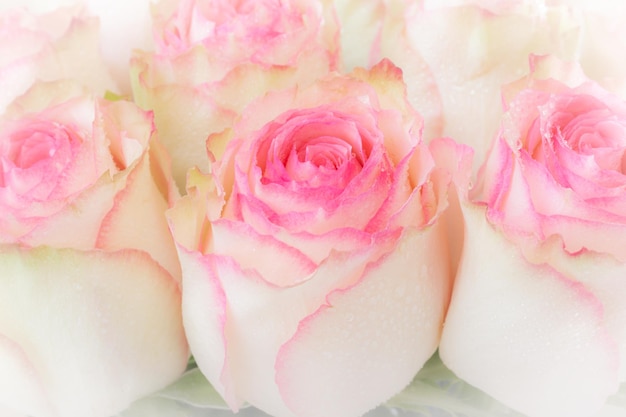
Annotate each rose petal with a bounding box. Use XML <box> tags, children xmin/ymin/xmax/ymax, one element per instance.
<box><xmin>0</xmin><ymin>246</ymin><xmax>188</xmax><ymax>417</ymax></box>
<box><xmin>175</xmin><ymin>246</ymin><xmax>237</xmax><ymax>409</ymax></box>
<box><xmin>211</xmin><ymin>218</ymin><xmax>317</xmax><ymax>287</ymax></box>
<box><xmin>0</xmin><ymin>9</ymin><xmax>116</xmax><ymax>113</ymax></box>
<box><xmin>96</xmin><ymin>145</ymin><xmax>181</xmax><ymax>280</ymax></box>
<box><xmin>527</xmin><ymin>237</ymin><xmax>626</xmax><ymax>381</ymax></box>
<box><xmin>275</xmin><ymin>225</ymin><xmax>450</xmax><ymax>417</ymax></box>
<box><xmin>440</xmin><ymin>202</ymin><xmax>620</xmax><ymax>417</ymax></box>
<box><xmin>333</xmin><ymin>0</ymin><xmax>384</xmax><ymax>71</ymax></box>
<box><xmin>374</xmin><ymin>3</ymin><xmax>445</xmax><ymax>142</ymax></box>
<box><xmin>130</xmin><ymin>57</ymin><xmax>237</xmax><ymax>186</ymax></box>
<box><xmin>180</xmin><ymin>232</ymin><xmax>401</xmax><ymax>417</ymax></box>
<box><xmin>18</xmin><ymin>173</ymin><xmax>119</xmax><ymax>247</ymax></box>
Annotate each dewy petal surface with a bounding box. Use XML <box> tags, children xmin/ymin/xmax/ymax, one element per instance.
<box><xmin>0</xmin><ymin>246</ymin><xmax>188</xmax><ymax>417</ymax></box>
<box><xmin>275</xmin><ymin>225</ymin><xmax>450</xmax><ymax>417</ymax></box>
<box><xmin>178</xmin><ymin>231</ymin><xmax>409</xmax><ymax>417</ymax></box>
<box><xmin>527</xmin><ymin>239</ymin><xmax>626</xmax><ymax>381</ymax></box>
<box><xmin>440</xmin><ymin>202</ymin><xmax>620</xmax><ymax>417</ymax></box>
<box><xmin>176</xmin><ymin>246</ymin><xmax>234</xmax><ymax>408</ymax></box>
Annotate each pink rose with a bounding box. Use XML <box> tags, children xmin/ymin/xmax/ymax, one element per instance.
<box><xmin>440</xmin><ymin>56</ymin><xmax>626</xmax><ymax>417</ymax></box>
<box><xmin>168</xmin><ymin>60</ymin><xmax>460</xmax><ymax>417</ymax></box>
<box><xmin>357</xmin><ymin>0</ymin><xmax>626</xmax><ymax>160</ymax></box>
<box><xmin>131</xmin><ymin>0</ymin><xmax>340</xmax><ymax>186</ymax></box>
<box><xmin>0</xmin><ymin>5</ymin><xmax>117</xmax><ymax>113</ymax></box>
<box><xmin>0</xmin><ymin>80</ymin><xmax>188</xmax><ymax>417</ymax></box>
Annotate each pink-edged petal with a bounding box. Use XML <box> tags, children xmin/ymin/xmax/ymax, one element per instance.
<box><xmin>378</xmin><ymin>140</ymin><xmax>456</xmax><ymax>232</ymax></box>
<box><xmin>211</xmin><ymin>219</ymin><xmax>317</xmax><ymax>287</ymax></box>
<box><xmin>476</xmin><ymin>138</ymin><xmax>543</xmax><ymax>239</ymax></box>
<box><xmin>512</xmin><ymin>153</ymin><xmax>626</xmax><ymax>261</ymax></box>
<box><xmin>385</xmin><ymin>166</ymin><xmax>449</xmax><ymax>231</ymax></box>
<box><xmin>529</xmin><ymin>238</ymin><xmax>626</xmax><ymax>380</ymax></box>
<box><xmin>540</xmin><ymin>215</ymin><xmax>626</xmax><ymax>262</ymax></box>
<box><xmin>440</xmin><ymin>202</ymin><xmax>620</xmax><ymax>417</ymax></box>
<box><xmin>428</xmin><ymin>137</ymin><xmax>475</xmax><ymax>272</ymax></box>
<box><xmin>96</xmin><ymin>149</ymin><xmax>181</xmax><ymax>280</ymax></box>
<box><xmin>275</xmin><ymin>224</ymin><xmax>450</xmax><ymax>417</ymax></box>
<box><xmin>96</xmin><ymin>98</ymin><xmax>153</xmax><ymax>170</ymax></box>
<box><xmin>211</xmin><ymin>62</ymin><xmax>326</xmax><ymax>114</ymax></box>
<box><xmin>195</xmin><ymin>254</ymin><xmax>296</xmax><ymax>417</ymax></box>
<box><xmin>167</xmin><ymin>167</ymin><xmax>226</xmax><ymax>257</ymax></box>
<box><xmin>20</xmin><ymin>173</ymin><xmax>119</xmax><ymax>247</ymax></box>
<box><xmin>0</xmin><ymin>246</ymin><xmax>188</xmax><ymax>417</ymax></box>
<box><xmin>185</xmin><ymin>233</ymin><xmax>399</xmax><ymax>417</ymax></box>
<box><xmin>176</xmin><ymin>246</ymin><xmax>239</xmax><ymax>409</ymax></box>
<box><xmin>274</xmin><ymin>227</ymin><xmax>374</xmax><ymax>265</ymax></box>
<box><xmin>366</xmin><ymin>149</ymin><xmax>416</xmax><ymax>232</ymax></box>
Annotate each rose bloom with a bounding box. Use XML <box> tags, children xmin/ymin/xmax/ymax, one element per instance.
<box><xmin>0</xmin><ymin>79</ymin><xmax>189</xmax><ymax>417</ymax></box>
<box><xmin>439</xmin><ymin>55</ymin><xmax>626</xmax><ymax>417</ymax></box>
<box><xmin>131</xmin><ymin>0</ymin><xmax>340</xmax><ymax>187</ymax></box>
<box><xmin>0</xmin><ymin>5</ymin><xmax>117</xmax><ymax>114</ymax></box>
<box><xmin>339</xmin><ymin>0</ymin><xmax>626</xmax><ymax>161</ymax></box>
<box><xmin>168</xmin><ymin>60</ymin><xmax>462</xmax><ymax>417</ymax></box>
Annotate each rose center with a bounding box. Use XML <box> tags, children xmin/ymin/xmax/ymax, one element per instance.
<box><xmin>257</xmin><ymin>112</ymin><xmax>371</xmax><ymax>188</ymax></box>
<box><xmin>562</xmin><ymin>112</ymin><xmax>626</xmax><ymax>173</ymax></box>
<box><xmin>296</xmin><ymin>137</ymin><xmax>352</xmax><ymax>168</ymax></box>
<box><xmin>8</xmin><ymin>127</ymin><xmax>65</xmax><ymax>169</ymax></box>
<box><xmin>0</xmin><ymin>120</ymin><xmax>76</xmax><ymax>191</ymax></box>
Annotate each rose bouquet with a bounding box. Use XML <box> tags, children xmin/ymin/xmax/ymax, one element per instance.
<box><xmin>0</xmin><ymin>1</ymin><xmax>626</xmax><ymax>417</ymax></box>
